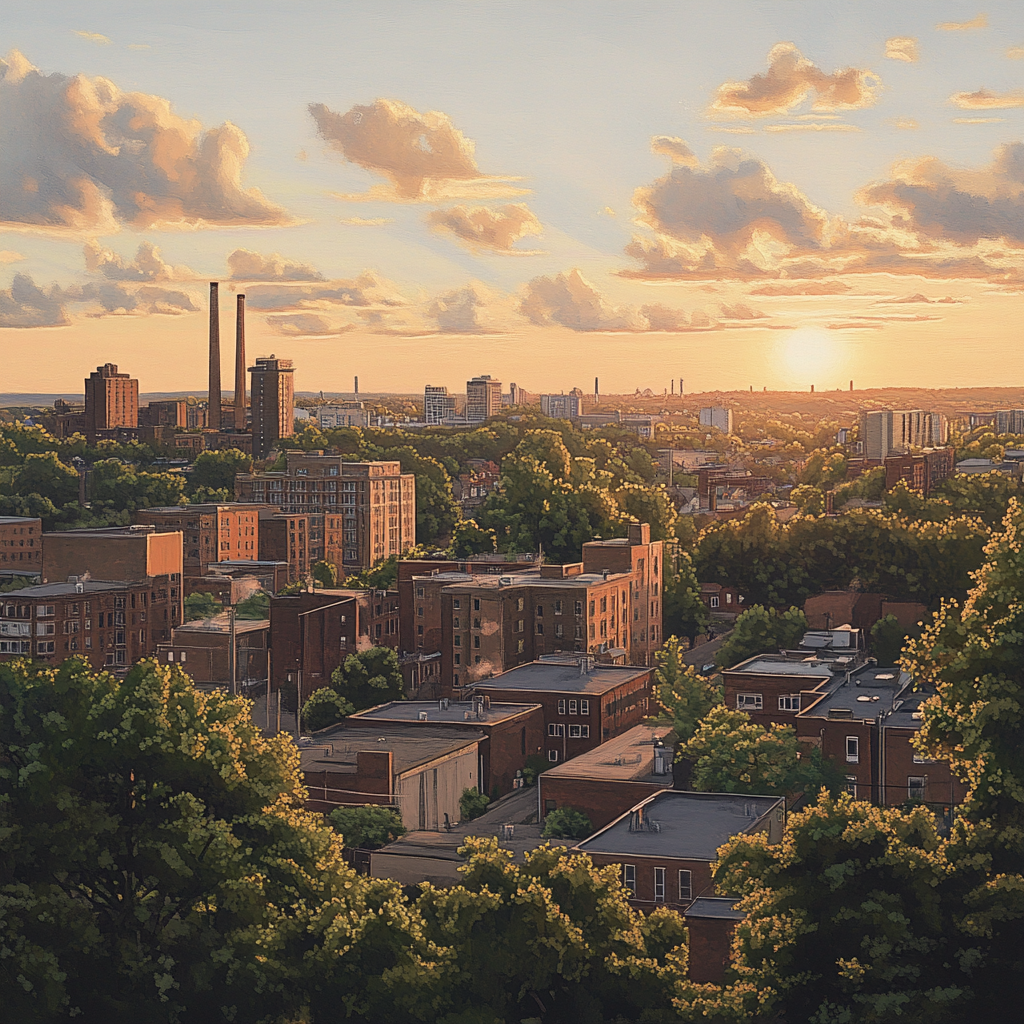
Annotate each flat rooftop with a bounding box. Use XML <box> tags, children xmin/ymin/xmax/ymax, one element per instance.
<box><xmin>541</xmin><ymin>723</ymin><xmax>674</xmax><ymax>782</ymax></box>
<box><xmin>350</xmin><ymin>700</ymin><xmax>541</xmax><ymax>726</ymax></box>
<box><xmin>299</xmin><ymin>723</ymin><xmax>483</xmax><ymax>776</ymax></box>
<box><xmin>728</xmin><ymin>656</ymin><xmax>839</xmax><ymax>678</ymax></box>
<box><xmin>799</xmin><ymin>666</ymin><xmax>912</xmax><ymax>722</ymax></box>
<box><xmin>0</xmin><ymin>516</ymin><xmax>40</xmax><ymax>524</ymax></box>
<box><xmin>473</xmin><ymin>659</ymin><xmax>651</xmax><ymax>696</ymax></box>
<box><xmin>3</xmin><ymin>580</ymin><xmax>131</xmax><ymax>597</ymax></box>
<box><xmin>575</xmin><ymin>791</ymin><xmax>783</xmax><ymax>861</ymax></box>
<box><xmin>173</xmin><ymin>614</ymin><xmax>269</xmax><ymax>635</ymax></box>
<box><xmin>42</xmin><ymin>525</ymin><xmax>162</xmax><ymax>538</ymax></box>
<box><xmin>441</xmin><ymin>571</ymin><xmax>632</xmax><ymax>591</ymax></box>
<box><xmin>684</xmin><ymin>897</ymin><xmax>745</xmax><ymax>921</ymax></box>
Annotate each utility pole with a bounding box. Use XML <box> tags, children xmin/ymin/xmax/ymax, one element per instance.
<box><xmin>228</xmin><ymin>605</ymin><xmax>237</xmax><ymax>697</ymax></box>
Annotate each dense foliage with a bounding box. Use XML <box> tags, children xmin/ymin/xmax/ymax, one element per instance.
<box><xmin>541</xmin><ymin>807</ymin><xmax>595</xmax><ymax>839</ymax></box>
<box><xmin>328</xmin><ymin>646</ymin><xmax>404</xmax><ymax>711</ymax></box>
<box><xmin>654</xmin><ymin>636</ymin><xmax>722</xmax><ymax>741</ymax></box>
<box><xmin>714</xmin><ymin>604</ymin><xmax>808</xmax><ymax>668</ymax></box>
<box><xmin>328</xmin><ymin>806</ymin><xmax>407</xmax><ymax>849</ymax></box>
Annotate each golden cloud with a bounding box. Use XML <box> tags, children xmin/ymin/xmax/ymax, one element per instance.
<box><xmin>950</xmin><ymin>88</ymin><xmax>1024</xmax><ymax>109</ymax></box>
<box><xmin>310</xmin><ymin>97</ymin><xmax>527</xmax><ymax>202</ymax></box>
<box><xmin>265</xmin><ymin>313</ymin><xmax>356</xmax><ymax>337</ymax></box>
<box><xmin>0</xmin><ymin>250</ymin><xmax>25</xmax><ymax>264</ymax></box>
<box><xmin>709</xmin><ymin>42</ymin><xmax>880</xmax><ymax>117</ymax></box>
<box><xmin>749</xmin><ymin>280</ymin><xmax>851</xmax><ymax>295</ymax></box>
<box><xmin>227</xmin><ymin>248</ymin><xmax>325</xmax><ymax>282</ymax></box>
<box><xmin>0</xmin><ymin>50</ymin><xmax>291</xmax><ymax>233</ymax></box>
<box><xmin>244</xmin><ymin>270</ymin><xmax>406</xmax><ymax>312</ymax></box>
<box><xmin>426</xmin><ymin>203</ymin><xmax>542</xmax><ymax>254</ymax></box>
<box><xmin>84</xmin><ymin>240</ymin><xmax>196</xmax><ymax>281</ymax></box>
<box><xmin>650</xmin><ymin>136</ymin><xmax>700</xmax><ymax>166</ymax></box>
<box><xmin>937</xmin><ymin>14</ymin><xmax>987</xmax><ymax>30</ymax></box>
<box><xmin>72</xmin><ymin>31</ymin><xmax>111</xmax><ymax>45</ymax></box>
<box><xmin>885</xmin><ymin>37</ymin><xmax>918</xmax><ymax>62</ymax></box>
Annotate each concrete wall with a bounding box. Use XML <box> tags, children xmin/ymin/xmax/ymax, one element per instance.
<box><xmin>394</xmin><ymin>745</ymin><xmax>478</xmax><ymax>831</ymax></box>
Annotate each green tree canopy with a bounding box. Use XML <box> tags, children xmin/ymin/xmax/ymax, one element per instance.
<box><xmin>541</xmin><ymin>807</ymin><xmax>594</xmax><ymax>839</ymax></box>
<box><xmin>662</xmin><ymin>552</ymin><xmax>710</xmax><ymax>644</ymax></box>
<box><xmin>328</xmin><ymin>805</ymin><xmax>406</xmax><ymax>850</ymax></box>
<box><xmin>654</xmin><ymin>636</ymin><xmax>721</xmax><ymax>742</ymax></box>
<box><xmin>459</xmin><ymin>786</ymin><xmax>490</xmax><ymax>821</ymax></box>
<box><xmin>183</xmin><ymin>591</ymin><xmax>222</xmax><ymax>620</ymax></box>
<box><xmin>329</xmin><ymin>646</ymin><xmax>404</xmax><ymax>711</ymax></box>
<box><xmin>235</xmin><ymin>590</ymin><xmax>270</xmax><ymax>619</ymax></box>
<box><xmin>311</xmin><ymin>559</ymin><xmax>338</xmax><ymax>588</ymax></box>
<box><xmin>449</xmin><ymin>518</ymin><xmax>497</xmax><ymax>558</ymax></box>
<box><xmin>302</xmin><ymin>686</ymin><xmax>354</xmax><ymax>731</ymax></box>
<box><xmin>88</xmin><ymin>459</ymin><xmax>187</xmax><ymax>511</ymax></box>
<box><xmin>715</xmin><ymin>604</ymin><xmax>808</xmax><ymax>668</ymax></box>
<box><xmin>13</xmin><ymin>451</ymin><xmax>79</xmax><ymax>507</ymax></box>
<box><xmin>186</xmin><ymin>449</ymin><xmax>252</xmax><ymax>496</ymax></box>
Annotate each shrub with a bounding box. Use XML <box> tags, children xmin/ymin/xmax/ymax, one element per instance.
<box><xmin>542</xmin><ymin>807</ymin><xmax>594</xmax><ymax>839</ymax></box>
<box><xmin>328</xmin><ymin>805</ymin><xmax>406</xmax><ymax>849</ymax></box>
<box><xmin>302</xmin><ymin>688</ymin><xmax>354</xmax><ymax>732</ymax></box>
<box><xmin>460</xmin><ymin>786</ymin><xmax>490</xmax><ymax>821</ymax></box>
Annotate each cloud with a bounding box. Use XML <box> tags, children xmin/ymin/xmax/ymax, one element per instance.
<box><xmin>84</xmin><ymin>240</ymin><xmax>195</xmax><ymax>281</ymax></box>
<box><xmin>0</xmin><ymin>250</ymin><xmax>25</xmax><ymax>264</ymax></box>
<box><xmin>426</xmin><ymin>203</ymin><xmax>543</xmax><ymax>253</ymax></box>
<box><xmin>826</xmin><ymin>321</ymin><xmax>884</xmax><ymax>330</ymax></box>
<box><xmin>520</xmin><ymin>270</ymin><xmax>647</xmax><ymax>331</ymax></box>
<box><xmin>127</xmin><ymin>44</ymin><xmax>150</xmax><ymax>51</ymax></box>
<box><xmin>874</xmin><ymin>293</ymin><xmax>966</xmax><ymax>304</ymax></box>
<box><xmin>749</xmin><ymin>280</ymin><xmax>851</xmax><ymax>295</ymax></box>
<box><xmin>339</xmin><ymin>216</ymin><xmax>394</xmax><ymax>226</ymax></box>
<box><xmin>857</xmin><ymin>142</ymin><xmax>1024</xmax><ymax>246</ymax></box>
<box><xmin>650</xmin><ymin>136</ymin><xmax>700</xmax><ymax>166</ymax></box>
<box><xmin>244</xmin><ymin>270</ymin><xmax>406</xmax><ymax>311</ymax></box>
<box><xmin>0</xmin><ymin>273</ymin><xmax>70</xmax><ymax>327</ymax></box>
<box><xmin>1009</xmin><ymin>46</ymin><xmax>1024</xmax><ymax>60</ymax></box>
<box><xmin>427</xmin><ymin>282</ymin><xmax>512</xmax><ymax>333</ymax></box>
<box><xmin>719</xmin><ymin>303</ymin><xmax>768</xmax><ymax>319</ymax></box>
<box><xmin>265</xmin><ymin>313</ymin><xmax>355</xmax><ymax>337</ymax></box>
<box><xmin>937</xmin><ymin>14</ymin><xmax>987</xmax><ymax>30</ymax></box>
<box><xmin>954</xmin><ymin>117</ymin><xmax>1006</xmax><ymax>123</ymax></box>
<box><xmin>890</xmin><ymin>118</ymin><xmax>919</xmax><ymax>130</ymax></box>
<box><xmin>763</xmin><ymin>123</ymin><xmax>860</xmax><ymax>132</ymax></box>
<box><xmin>709</xmin><ymin>42</ymin><xmax>880</xmax><ymax>117</ymax></box>
<box><xmin>0</xmin><ymin>49</ymin><xmax>290</xmax><ymax>233</ymax></box>
<box><xmin>886</xmin><ymin>37</ymin><xmax>918</xmax><ymax>62</ymax></box>
<box><xmin>72</xmin><ymin>31</ymin><xmax>111</xmax><ymax>45</ymax></box>
<box><xmin>950</xmin><ymin>89</ymin><xmax>1024</xmax><ymax>109</ymax></box>
<box><xmin>77</xmin><ymin>281</ymin><xmax>198</xmax><ymax>316</ymax></box>
<box><xmin>309</xmin><ymin>97</ymin><xmax>526</xmax><ymax>201</ymax></box>
<box><xmin>227</xmin><ymin>248</ymin><xmax>324</xmax><ymax>282</ymax></box>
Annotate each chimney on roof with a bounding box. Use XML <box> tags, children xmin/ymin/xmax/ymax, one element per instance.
<box><xmin>233</xmin><ymin>294</ymin><xmax>246</xmax><ymax>431</ymax></box>
<box><xmin>208</xmin><ymin>283</ymin><xmax>221</xmax><ymax>430</ymax></box>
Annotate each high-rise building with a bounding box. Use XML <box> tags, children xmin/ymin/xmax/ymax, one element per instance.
<box><xmin>465</xmin><ymin>375</ymin><xmax>502</xmax><ymax>423</ymax></box>
<box><xmin>698</xmin><ymin>407</ymin><xmax>733</xmax><ymax>434</ymax></box>
<box><xmin>424</xmin><ymin>385</ymin><xmax>457</xmax><ymax>425</ymax></box>
<box><xmin>892</xmin><ymin>409</ymin><xmax>947</xmax><ymax>450</ymax></box>
<box><xmin>84</xmin><ymin>363</ymin><xmax>139</xmax><ymax>437</ymax></box>
<box><xmin>249</xmin><ymin>356</ymin><xmax>295</xmax><ymax>459</ymax></box>
<box><xmin>235</xmin><ymin>452</ymin><xmax>416</xmax><ymax>572</ymax></box>
<box><xmin>995</xmin><ymin>409</ymin><xmax>1024</xmax><ymax>435</ymax></box>
<box><xmin>316</xmin><ymin>403</ymin><xmax>370</xmax><ymax>429</ymax></box>
<box><xmin>540</xmin><ymin>393</ymin><xmax>581</xmax><ymax>419</ymax></box>
<box><xmin>860</xmin><ymin>410</ymin><xmax>893</xmax><ymax>460</ymax></box>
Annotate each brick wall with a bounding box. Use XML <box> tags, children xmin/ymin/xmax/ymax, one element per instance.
<box><xmin>538</xmin><ymin>776</ymin><xmax>668</xmax><ymax>831</ymax></box>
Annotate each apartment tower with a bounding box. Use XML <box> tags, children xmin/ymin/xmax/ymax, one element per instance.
<box><xmin>249</xmin><ymin>356</ymin><xmax>295</xmax><ymax>459</ymax></box>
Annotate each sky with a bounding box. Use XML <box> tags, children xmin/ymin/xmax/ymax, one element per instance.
<box><xmin>1</xmin><ymin>0</ymin><xmax>1022</xmax><ymax>396</ymax></box>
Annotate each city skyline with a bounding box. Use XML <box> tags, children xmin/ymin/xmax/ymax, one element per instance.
<box><xmin>2</xmin><ymin>1</ymin><xmax>1022</xmax><ymax>394</ymax></box>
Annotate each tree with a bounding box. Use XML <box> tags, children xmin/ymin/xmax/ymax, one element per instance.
<box><xmin>89</xmin><ymin>459</ymin><xmax>187</xmax><ymax>510</ymax></box>
<box><xmin>342</xmin><ymin>554</ymin><xmax>399</xmax><ymax>591</ymax></box>
<box><xmin>235</xmin><ymin>590</ymin><xmax>270</xmax><ymax>619</ymax></box>
<box><xmin>654</xmin><ymin>637</ymin><xmax>721</xmax><ymax>742</ymax></box>
<box><xmin>715</xmin><ymin>792</ymin><xmax>976</xmax><ymax>1024</ymax></box>
<box><xmin>0</xmin><ymin>656</ymin><xmax>423</xmax><ymax>1022</ymax></box>
<box><xmin>715</xmin><ymin>604</ymin><xmax>808</xmax><ymax>668</ymax></box>
<box><xmin>329</xmin><ymin>646</ymin><xmax>404</xmax><ymax>711</ymax></box>
<box><xmin>13</xmin><ymin>452</ymin><xmax>79</xmax><ymax>506</ymax></box>
<box><xmin>187</xmin><ymin>449</ymin><xmax>252</xmax><ymax>496</ymax></box>
<box><xmin>449</xmin><ymin>518</ymin><xmax>496</xmax><ymax>558</ymax></box>
<box><xmin>870</xmin><ymin>612</ymin><xmax>919</xmax><ymax>667</ymax></box>
<box><xmin>662</xmin><ymin>552</ymin><xmax>710</xmax><ymax>645</ymax></box>
<box><xmin>183</xmin><ymin>591</ymin><xmax>222</xmax><ymax>620</ymax></box>
<box><xmin>311</xmin><ymin>559</ymin><xmax>338</xmax><ymax>588</ymax></box>
<box><xmin>541</xmin><ymin>807</ymin><xmax>593</xmax><ymax>839</ymax></box>
<box><xmin>459</xmin><ymin>786</ymin><xmax>490</xmax><ymax>821</ymax></box>
<box><xmin>790</xmin><ymin>483</ymin><xmax>825</xmax><ymax>516</ymax></box>
<box><xmin>615</xmin><ymin>483</ymin><xmax>678</xmax><ymax>541</ymax></box>
<box><xmin>301</xmin><ymin>687</ymin><xmax>354</xmax><ymax>731</ymax></box>
<box><xmin>328</xmin><ymin>806</ymin><xmax>406</xmax><ymax>850</ymax></box>
<box><xmin>682</xmin><ymin>706</ymin><xmax>843</xmax><ymax>797</ymax></box>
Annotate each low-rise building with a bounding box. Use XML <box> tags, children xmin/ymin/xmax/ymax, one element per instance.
<box><xmin>471</xmin><ymin>655</ymin><xmax>655</xmax><ymax>765</ymax></box>
<box><xmin>574</xmin><ymin>791</ymin><xmax>785</xmax><ymax>909</ymax></box>
<box><xmin>883</xmin><ymin>448</ymin><xmax>955</xmax><ymax>495</ymax></box>
<box><xmin>315</xmin><ymin>403</ymin><xmax>370</xmax><ymax>429</ymax></box>
<box><xmin>158</xmin><ymin>613</ymin><xmax>269</xmax><ymax>690</ymax></box>
<box><xmin>345</xmin><ymin>698</ymin><xmax>544</xmax><ymax>797</ymax></box>
<box><xmin>0</xmin><ymin>516</ymin><xmax>42</xmax><ymax>574</ymax></box>
<box><xmin>203</xmin><ymin>559</ymin><xmax>291</xmax><ymax>594</ymax></box>
<box><xmin>135</xmin><ymin>504</ymin><xmax>261</xmax><ymax>575</ymax></box>
<box><xmin>258</xmin><ymin>509</ymin><xmax>311</xmax><ymax>582</ymax></box>
<box><xmin>538</xmin><ymin>722</ymin><xmax>674</xmax><ymax>830</ymax></box>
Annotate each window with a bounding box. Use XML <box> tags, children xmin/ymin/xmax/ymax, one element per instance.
<box><xmin>725</xmin><ymin>593</ymin><xmax>733</xmax><ymax>605</ymax></box>
<box><xmin>555</xmin><ymin>624</ymin><xmax>564</xmax><ymax>638</ymax></box>
<box><xmin>36</xmin><ymin>641</ymin><xmax>55</xmax><ymax>655</ymax></box>
<box><xmin>167</xmin><ymin>652</ymin><xmax>174</xmax><ymax>662</ymax></box>
<box><xmin>36</xmin><ymin>623</ymin><xmax>55</xmax><ymax>636</ymax></box>
<box><xmin>568</xmin><ymin>699</ymin><xmax>578</xmax><ymax>714</ymax></box>
<box><xmin>516</xmin><ymin>640</ymin><xmax>524</xmax><ymax>654</ymax></box>
<box><xmin>417</xmin><ymin>625</ymin><xmax>423</xmax><ymax>636</ymax></box>
<box><xmin>908</xmin><ymin>776</ymin><xmax>926</xmax><ymax>802</ymax></box>
<box><xmin>845</xmin><ymin>775</ymin><xmax>857</xmax><ymax>797</ymax></box>
<box><xmin>589</xmin><ymin>600</ymin><xmax>595</xmax><ymax>616</ymax></box>
<box><xmin>710</xmin><ymin>596</ymin><xmax>719</xmax><ymax>609</ymax></box>
<box><xmin>35</xmin><ymin>605</ymin><xmax>54</xmax><ymax>617</ymax></box>
<box><xmin>557</xmin><ymin>699</ymin><xmax>566</xmax><ymax>714</ymax></box>
<box><xmin>535</xmin><ymin>622</ymin><xmax>544</xmax><ymax>635</ymax></box>
<box><xmin>454</xmin><ymin>635</ymin><xmax>461</xmax><ymax>647</ymax></box>
<box><xmin>536</xmin><ymin>605</ymin><xmax>543</xmax><ymax>617</ymax></box>
<box><xmin>554</xmin><ymin>600</ymin><xmax>562</xmax><ymax>614</ymax></box>
<box><xmin>453</xmin><ymin>599</ymin><xmax>461</xmax><ymax>610</ymax></box>
<box><xmin>778</xmin><ymin>695</ymin><xmax>800</xmax><ymax>712</ymax></box>
<box><xmin>580</xmin><ymin>699</ymin><xmax>590</xmax><ymax>715</ymax></box>
<box><xmin>678</xmin><ymin>870</ymin><xmax>692</xmax><ymax>901</ymax></box>
<box><xmin>473</xmin><ymin>599</ymin><xmax>480</xmax><ymax>611</ymax></box>
<box><xmin>548</xmin><ymin>723</ymin><xmax>564</xmax><ymax>737</ymax></box>
<box><xmin>575</xmin><ymin>601</ymin><xmax>583</xmax><ymax>616</ymax></box>
<box><xmin>547</xmin><ymin>750</ymin><xmax>560</xmax><ymax>763</ymax></box>
<box><xmin>654</xmin><ymin>867</ymin><xmax>665</xmax><ymax>903</ymax></box>
<box><xmin>737</xmin><ymin>693</ymin><xmax>763</xmax><ymax>711</ymax></box>
<box><xmin>517</xmin><ymin>597</ymin><xmax>524</xmax><ymax>612</ymax></box>
<box><xmin>846</xmin><ymin>736</ymin><xmax>860</xmax><ymax>763</ymax></box>
<box><xmin>473</xmin><ymin>635</ymin><xmax>480</xmax><ymax>649</ymax></box>
<box><xmin>453</xmin><ymin>617</ymin><xmax>460</xmax><ymax>628</ymax></box>
<box><xmin>622</xmin><ymin>864</ymin><xmax>636</xmax><ymax>896</ymax></box>
<box><xmin>568</xmin><ymin>724</ymin><xmax>590</xmax><ymax>739</ymax></box>
<box><xmin>473</xmin><ymin>617</ymin><xmax>481</xmax><ymax>629</ymax></box>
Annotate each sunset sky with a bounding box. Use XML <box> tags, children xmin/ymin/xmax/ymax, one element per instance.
<box><xmin>1</xmin><ymin>1</ymin><xmax>1022</xmax><ymax>396</ymax></box>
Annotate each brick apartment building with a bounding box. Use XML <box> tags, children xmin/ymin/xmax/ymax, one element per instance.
<box><xmin>883</xmin><ymin>448</ymin><xmax>955</xmax><ymax>496</ymax></box>
<box><xmin>722</xmin><ymin>650</ymin><xmax>967</xmax><ymax>812</ymax></box>
<box><xmin>470</xmin><ymin>655</ymin><xmax>655</xmax><ymax>765</ymax></box>
<box><xmin>0</xmin><ymin>516</ymin><xmax>42</xmax><ymax>574</ymax></box>
<box><xmin>139</xmin><ymin>400</ymin><xmax>187</xmax><ymax>428</ymax></box>
<box><xmin>258</xmin><ymin>509</ymin><xmax>310</xmax><ymax>582</ymax></box>
<box><xmin>574</xmin><ymin>791</ymin><xmax>784</xmax><ymax>910</ymax></box>
<box><xmin>85</xmin><ymin>363</ymin><xmax>138</xmax><ymax>438</ymax></box>
<box><xmin>345</xmin><ymin>698</ymin><xmax>544</xmax><ymax>796</ymax></box>
<box><xmin>269</xmin><ymin>588</ymin><xmax>400</xmax><ymax>701</ymax></box>
<box><xmin>158</xmin><ymin>614</ymin><xmax>269</xmax><ymax>689</ymax></box>
<box><xmin>235</xmin><ymin>453</ymin><xmax>416</xmax><ymax>572</ymax></box>
<box><xmin>0</xmin><ymin>578</ymin><xmax>180</xmax><ymax>670</ymax></box>
<box><xmin>538</xmin><ymin>722</ymin><xmax>674</xmax><ymax>830</ymax></box>
<box><xmin>403</xmin><ymin>524</ymin><xmax>662</xmax><ymax>696</ymax></box>
<box><xmin>135</xmin><ymin>504</ymin><xmax>261</xmax><ymax>575</ymax></box>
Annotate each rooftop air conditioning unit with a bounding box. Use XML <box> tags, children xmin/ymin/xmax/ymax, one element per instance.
<box><xmin>418</xmin><ymin>711</ymin><xmax>428</xmax><ymax>721</ymax></box>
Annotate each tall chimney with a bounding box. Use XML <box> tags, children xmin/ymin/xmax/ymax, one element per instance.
<box><xmin>208</xmin><ymin>282</ymin><xmax>221</xmax><ymax>430</ymax></box>
<box><xmin>354</xmin><ymin>375</ymin><xmax>359</xmax><ymax>396</ymax></box>
<box><xmin>234</xmin><ymin>294</ymin><xmax>246</xmax><ymax>431</ymax></box>
<box><xmin>594</xmin><ymin>376</ymin><xmax>599</xmax><ymax>400</ymax></box>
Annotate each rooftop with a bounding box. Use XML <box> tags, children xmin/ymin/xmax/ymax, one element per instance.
<box><xmin>441</xmin><ymin>570</ymin><xmax>632</xmax><ymax>591</ymax></box>
<box><xmin>540</xmin><ymin>723</ymin><xmax>674</xmax><ymax>783</ymax></box>
<box><xmin>473</xmin><ymin>657</ymin><xmax>652</xmax><ymax>696</ymax></box>
<box><xmin>0</xmin><ymin>516</ymin><xmax>40</xmax><ymax>525</ymax></box>
<box><xmin>42</xmin><ymin>525</ymin><xmax>160</xmax><ymax>538</ymax></box>
<box><xmin>139</xmin><ymin>503</ymin><xmax>262</xmax><ymax>513</ymax></box>
<box><xmin>2</xmin><ymin>580</ymin><xmax>131</xmax><ymax>597</ymax></box>
<box><xmin>684</xmin><ymin>897</ymin><xmax>745</xmax><ymax>922</ymax></box>
<box><xmin>799</xmin><ymin>665</ymin><xmax>912</xmax><ymax>723</ymax></box>
<box><xmin>350</xmin><ymin>699</ymin><xmax>541</xmax><ymax>726</ymax></box>
<box><xmin>576</xmin><ymin>791</ymin><xmax>783</xmax><ymax>861</ymax></box>
<box><xmin>299</xmin><ymin>723</ymin><xmax>483</xmax><ymax>776</ymax></box>
<box><xmin>173</xmin><ymin>614</ymin><xmax>269</xmax><ymax>635</ymax></box>
<box><xmin>727</xmin><ymin>655</ymin><xmax>840</xmax><ymax>678</ymax></box>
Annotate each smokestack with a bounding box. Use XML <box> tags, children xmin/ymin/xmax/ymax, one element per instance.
<box><xmin>354</xmin><ymin>375</ymin><xmax>359</xmax><ymax>396</ymax></box>
<box><xmin>850</xmin><ymin>380</ymin><xmax>854</xmax><ymax>391</ymax></box>
<box><xmin>594</xmin><ymin>376</ymin><xmax>599</xmax><ymax>399</ymax></box>
<box><xmin>208</xmin><ymin>283</ymin><xmax>221</xmax><ymax>430</ymax></box>
<box><xmin>234</xmin><ymin>294</ymin><xmax>246</xmax><ymax>431</ymax></box>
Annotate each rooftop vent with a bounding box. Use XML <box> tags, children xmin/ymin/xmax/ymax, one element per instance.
<box><xmin>418</xmin><ymin>711</ymin><xmax>428</xmax><ymax>721</ymax></box>
<box><xmin>439</xmin><ymin>698</ymin><xmax>450</xmax><ymax>710</ymax></box>
<box><xmin>828</xmin><ymin>707</ymin><xmax>854</xmax><ymax>718</ymax></box>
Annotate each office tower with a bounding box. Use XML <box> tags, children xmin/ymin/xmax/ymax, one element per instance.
<box><xmin>698</xmin><ymin>406</ymin><xmax>733</xmax><ymax>434</ymax></box>
<box><xmin>208</xmin><ymin>283</ymin><xmax>221</xmax><ymax>430</ymax></box>
<box><xmin>465</xmin><ymin>375</ymin><xmax>501</xmax><ymax>423</ymax></box>
<box><xmin>424</xmin><ymin>385</ymin><xmax>457</xmax><ymax>425</ymax></box>
<box><xmin>233</xmin><ymin>294</ymin><xmax>247</xmax><ymax>431</ymax></box>
<box><xmin>892</xmin><ymin>410</ymin><xmax>948</xmax><ymax>451</ymax></box>
<box><xmin>84</xmin><ymin>363</ymin><xmax>139</xmax><ymax>437</ymax></box>
<box><xmin>860</xmin><ymin>410</ymin><xmax>893</xmax><ymax>460</ymax></box>
<box><xmin>249</xmin><ymin>355</ymin><xmax>295</xmax><ymax>459</ymax></box>
<box><xmin>540</xmin><ymin>393</ymin><xmax>581</xmax><ymax>419</ymax></box>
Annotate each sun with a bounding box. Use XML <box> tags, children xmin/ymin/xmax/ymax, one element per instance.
<box><xmin>775</xmin><ymin>327</ymin><xmax>849</xmax><ymax>390</ymax></box>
